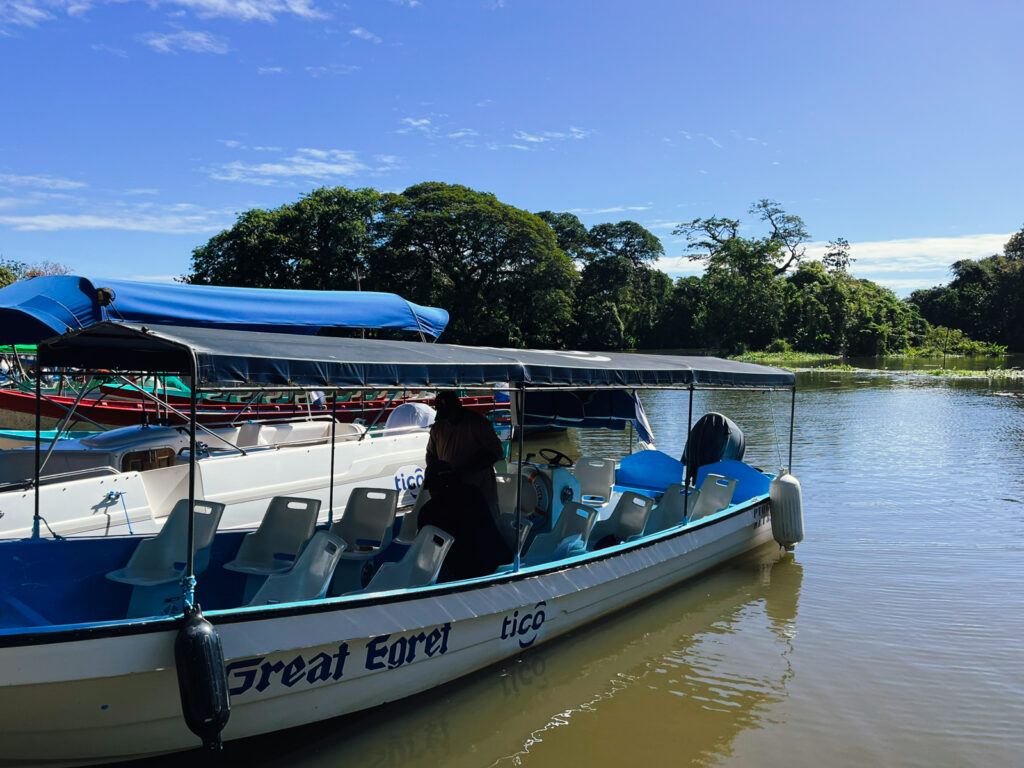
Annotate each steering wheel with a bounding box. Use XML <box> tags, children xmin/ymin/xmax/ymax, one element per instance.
<box><xmin>538</xmin><ymin>448</ymin><xmax>574</xmax><ymax>468</ymax></box>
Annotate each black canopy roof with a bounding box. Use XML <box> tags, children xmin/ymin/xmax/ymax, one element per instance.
<box><xmin>37</xmin><ymin>322</ymin><xmax>795</xmax><ymax>390</ymax></box>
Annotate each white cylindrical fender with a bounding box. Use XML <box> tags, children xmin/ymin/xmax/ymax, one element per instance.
<box><xmin>769</xmin><ymin>471</ymin><xmax>803</xmax><ymax>550</ymax></box>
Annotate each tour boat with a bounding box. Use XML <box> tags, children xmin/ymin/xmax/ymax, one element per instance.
<box><xmin>0</xmin><ymin>322</ymin><xmax>803</xmax><ymax>767</ymax></box>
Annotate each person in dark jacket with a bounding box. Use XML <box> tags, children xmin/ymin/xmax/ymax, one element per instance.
<box><xmin>425</xmin><ymin>391</ymin><xmax>504</xmax><ymax>516</ymax></box>
<box><xmin>418</xmin><ymin>461</ymin><xmax>513</xmax><ymax>580</ymax></box>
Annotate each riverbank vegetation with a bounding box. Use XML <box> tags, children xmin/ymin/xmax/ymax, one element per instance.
<box><xmin>180</xmin><ymin>183</ymin><xmax>1018</xmax><ymax>355</ymax></box>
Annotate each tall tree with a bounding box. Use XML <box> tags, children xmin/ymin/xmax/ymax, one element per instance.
<box><xmin>187</xmin><ymin>187</ymin><xmax>381</xmax><ymax>289</ymax></box>
<box><xmin>370</xmin><ymin>183</ymin><xmax>577</xmax><ymax>347</ymax></box>
<box><xmin>574</xmin><ymin>220</ymin><xmax>669</xmax><ymax>348</ymax></box>
<box><xmin>674</xmin><ymin>199</ymin><xmax>810</xmax><ymax>276</ymax></box>
<box><xmin>535</xmin><ymin>211</ymin><xmax>591</xmax><ymax>262</ymax></box>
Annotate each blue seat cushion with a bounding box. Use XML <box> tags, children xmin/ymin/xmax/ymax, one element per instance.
<box><xmin>615</xmin><ymin>450</ymin><xmax>685</xmax><ymax>493</ymax></box>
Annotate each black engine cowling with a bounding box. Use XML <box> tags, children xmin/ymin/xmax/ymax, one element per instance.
<box><xmin>682</xmin><ymin>412</ymin><xmax>745</xmax><ymax>488</ymax></box>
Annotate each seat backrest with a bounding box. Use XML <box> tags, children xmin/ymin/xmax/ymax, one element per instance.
<box><xmin>523</xmin><ymin>502</ymin><xmax>597</xmax><ymax>564</ymax></box>
<box><xmin>396</xmin><ymin>487</ymin><xmax>430</xmax><ymax>543</ymax></box>
<box><xmin>496</xmin><ymin>513</ymin><xmax>533</xmax><ymax>555</ymax></box>
<box><xmin>574</xmin><ymin>457</ymin><xmax>616</xmax><ymax>501</ymax></box>
<box><xmin>688</xmin><ymin>474</ymin><xmax>737</xmax><ymax>521</ymax></box>
<box><xmin>646</xmin><ymin>483</ymin><xmax>693</xmax><ymax>533</ymax></box>
<box><xmin>609</xmin><ymin>491</ymin><xmax>654</xmax><ymax>540</ymax></box>
<box><xmin>231</xmin><ymin>496</ymin><xmax>320</xmax><ymax>570</ymax></box>
<box><xmin>363</xmin><ymin>525</ymin><xmax>453</xmax><ymax>592</ymax></box>
<box><xmin>552</xmin><ymin>501</ymin><xmax>599</xmax><ymax>543</ymax></box>
<box><xmin>248</xmin><ymin>531</ymin><xmax>346</xmax><ymax>605</ymax></box>
<box><xmin>495</xmin><ymin>473</ymin><xmax>536</xmax><ymax>517</ymax></box>
<box><xmin>125</xmin><ymin>498</ymin><xmax>225</xmax><ymax>580</ymax></box>
<box><xmin>330</xmin><ymin>487</ymin><xmax>398</xmax><ymax>550</ymax></box>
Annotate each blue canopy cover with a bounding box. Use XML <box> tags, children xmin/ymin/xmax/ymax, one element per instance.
<box><xmin>0</xmin><ymin>276</ymin><xmax>448</xmax><ymax>343</ymax></box>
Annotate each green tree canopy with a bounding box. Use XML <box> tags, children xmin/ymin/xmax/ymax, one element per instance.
<box><xmin>187</xmin><ymin>187</ymin><xmax>382</xmax><ymax>289</ymax></box>
<box><xmin>369</xmin><ymin>182</ymin><xmax>577</xmax><ymax>347</ymax></box>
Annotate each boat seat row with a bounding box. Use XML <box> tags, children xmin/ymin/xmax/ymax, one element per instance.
<box><xmin>106</xmin><ymin>487</ymin><xmax>452</xmax><ymax>617</ymax></box>
<box><xmin>517</xmin><ymin>471</ymin><xmax>743</xmax><ymax>567</ymax></box>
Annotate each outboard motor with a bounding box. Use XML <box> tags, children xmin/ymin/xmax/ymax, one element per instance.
<box><xmin>175</xmin><ymin>604</ymin><xmax>231</xmax><ymax>751</ymax></box>
<box><xmin>682</xmin><ymin>412</ymin><xmax>745</xmax><ymax>488</ymax></box>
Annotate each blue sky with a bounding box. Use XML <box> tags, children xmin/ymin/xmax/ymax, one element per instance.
<box><xmin>1</xmin><ymin>0</ymin><xmax>1022</xmax><ymax>295</ymax></box>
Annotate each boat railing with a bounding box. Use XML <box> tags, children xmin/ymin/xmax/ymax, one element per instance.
<box><xmin>0</xmin><ymin>464</ymin><xmax>121</xmax><ymax>492</ymax></box>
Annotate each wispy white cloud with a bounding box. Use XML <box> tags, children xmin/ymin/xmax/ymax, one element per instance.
<box><xmin>569</xmin><ymin>204</ymin><xmax>652</xmax><ymax>216</ymax></box>
<box><xmin>396</xmin><ymin>117</ymin><xmax>437</xmax><ymax>137</ymax></box>
<box><xmin>0</xmin><ymin>205</ymin><xmax>229</xmax><ymax>234</ymax></box>
<box><xmin>0</xmin><ymin>173</ymin><xmax>87</xmax><ymax>190</ymax></box>
<box><xmin>513</xmin><ymin>127</ymin><xmax>591</xmax><ymax>144</ymax></box>
<box><xmin>2</xmin><ymin>0</ymin><xmax>326</xmax><ymax>28</ymax></box>
<box><xmin>350</xmin><ymin>26</ymin><xmax>381</xmax><ymax>43</ymax></box>
<box><xmin>804</xmin><ymin>233</ymin><xmax>1011</xmax><ymax>277</ymax></box>
<box><xmin>125</xmin><ymin>188</ymin><xmax>159</xmax><ymax>195</ymax></box>
<box><xmin>140</xmin><ymin>29</ymin><xmax>229</xmax><ymax>54</ymax></box>
<box><xmin>305</xmin><ymin>63</ymin><xmax>359</xmax><ymax>77</ymax></box>
<box><xmin>258</xmin><ymin>66</ymin><xmax>283</xmax><ymax>75</ymax></box>
<box><xmin>447</xmin><ymin>128</ymin><xmax>478</xmax><ymax>139</ymax></box>
<box><xmin>91</xmin><ymin>42</ymin><xmax>127</xmax><ymax>57</ymax></box>
<box><xmin>387</xmin><ymin>0</ymin><xmax>421</xmax><ymax>6</ymax></box>
<box><xmin>207</xmin><ymin>147</ymin><xmax>381</xmax><ymax>185</ymax></box>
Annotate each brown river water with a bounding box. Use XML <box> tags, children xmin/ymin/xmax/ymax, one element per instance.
<box><xmin>12</xmin><ymin>361</ymin><xmax>1024</xmax><ymax>768</ymax></box>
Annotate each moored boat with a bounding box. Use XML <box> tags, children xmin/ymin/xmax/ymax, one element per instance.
<box><xmin>0</xmin><ymin>323</ymin><xmax>802</xmax><ymax>766</ymax></box>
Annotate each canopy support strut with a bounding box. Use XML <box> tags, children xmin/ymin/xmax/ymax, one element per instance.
<box><xmin>513</xmin><ymin>385</ymin><xmax>526</xmax><ymax>574</ymax></box>
<box><xmin>183</xmin><ymin>378</ymin><xmax>198</xmax><ymax>610</ymax></box>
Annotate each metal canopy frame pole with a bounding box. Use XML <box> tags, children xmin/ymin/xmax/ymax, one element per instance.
<box><xmin>328</xmin><ymin>392</ymin><xmax>337</xmax><ymax>525</ymax></box>
<box><xmin>683</xmin><ymin>384</ymin><xmax>694</xmax><ymax>521</ymax></box>
<box><xmin>512</xmin><ymin>384</ymin><xmax>526</xmax><ymax>574</ymax></box>
<box><xmin>788</xmin><ymin>387</ymin><xmax>796</xmax><ymax>472</ymax></box>
<box><xmin>32</xmin><ymin>372</ymin><xmax>42</xmax><ymax>539</ymax></box>
<box><xmin>39</xmin><ymin>377</ymin><xmax>97</xmax><ymax>474</ymax></box>
<box><xmin>184</xmin><ymin>374</ymin><xmax>198</xmax><ymax>611</ymax></box>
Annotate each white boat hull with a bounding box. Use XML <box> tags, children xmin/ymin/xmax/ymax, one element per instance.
<box><xmin>0</xmin><ymin>499</ymin><xmax>773</xmax><ymax>766</ymax></box>
<box><xmin>0</xmin><ymin>429</ymin><xmax>428</xmax><ymax>539</ymax></box>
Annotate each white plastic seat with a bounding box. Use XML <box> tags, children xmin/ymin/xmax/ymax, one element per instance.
<box><xmin>106</xmin><ymin>498</ymin><xmax>225</xmax><ymax>618</ymax></box>
<box><xmin>496</xmin><ymin>513</ymin><xmax>533</xmax><ymax>555</ymax></box>
<box><xmin>248</xmin><ymin>531</ymin><xmax>347</xmax><ymax>606</ymax></box>
<box><xmin>495</xmin><ymin>473</ymin><xmax>536</xmax><ymax>517</ymax></box>
<box><xmin>395</xmin><ymin>487</ymin><xmax>430</xmax><ymax>545</ymax></box>
<box><xmin>107</xmin><ymin>499</ymin><xmax>224</xmax><ymax>586</ymax></box>
<box><xmin>328</xmin><ymin>487</ymin><xmax>399</xmax><ymax>592</ymax></box>
<box><xmin>644</xmin><ymin>483</ymin><xmax>696</xmax><ymax>534</ymax></box>
<box><xmin>523</xmin><ymin>502</ymin><xmax>598</xmax><ymax>565</ymax></box>
<box><xmin>574</xmin><ymin>457</ymin><xmax>616</xmax><ymax>504</ymax></box>
<box><xmin>356</xmin><ymin>525</ymin><xmax>453</xmax><ymax>594</ymax></box>
<box><xmin>688</xmin><ymin>474</ymin><xmax>738</xmax><ymax>521</ymax></box>
<box><xmin>330</xmin><ymin>487</ymin><xmax>398</xmax><ymax>551</ymax></box>
<box><xmin>588</xmin><ymin>491</ymin><xmax>654</xmax><ymax>548</ymax></box>
<box><xmin>224</xmin><ymin>496</ymin><xmax>320</xmax><ymax>576</ymax></box>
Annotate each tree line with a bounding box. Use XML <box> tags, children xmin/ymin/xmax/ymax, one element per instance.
<box><xmin>187</xmin><ymin>182</ymin><xmax>1015</xmax><ymax>355</ymax></box>
<box><xmin>908</xmin><ymin>231</ymin><xmax>1024</xmax><ymax>353</ymax></box>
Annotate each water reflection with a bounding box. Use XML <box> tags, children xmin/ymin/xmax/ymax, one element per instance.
<box><xmin>145</xmin><ymin>546</ymin><xmax>802</xmax><ymax>768</ymax></box>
